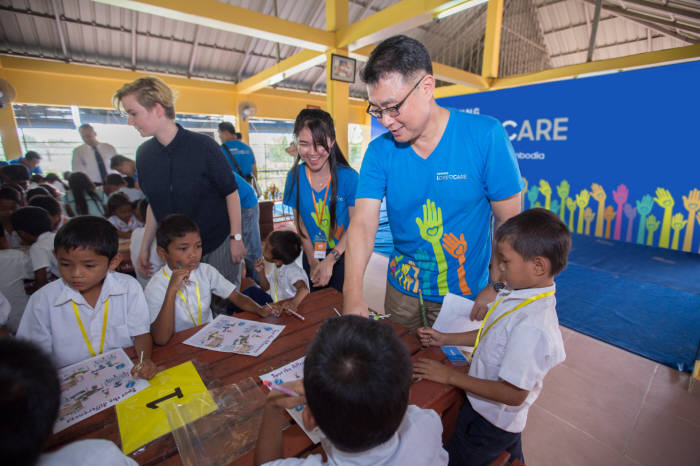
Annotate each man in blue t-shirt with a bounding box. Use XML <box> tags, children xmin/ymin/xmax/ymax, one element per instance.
<box><xmin>345</xmin><ymin>35</ymin><xmax>524</xmax><ymax>330</ymax></box>
<box><xmin>9</xmin><ymin>151</ymin><xmax>42</xmax><ymax>176</ymax></box>
<box><xmin>218</xmin><ymin>122</ymin><xmax>258</xmax><ymax>180</ymax></box>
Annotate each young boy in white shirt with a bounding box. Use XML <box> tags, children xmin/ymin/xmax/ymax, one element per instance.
<box><xmin>254</xmin><ymin>230</ymin><xmax>309</xmax><ymax>312</ymax></box>
<box><xmin>16</xmin><ymin>216</ymin><xmax>157</xmax><ymax>378</ymax></box>
<box><xmin>254</xmin><ymin>315</ymin><xmax>448</xmax><ymax>466</ymax></box>
<box><xmin>11</xmin><ymin>206</ymin><xmax>59</xmax><ymax>290</ymax></box>
<box><xmin>414</xmin><ymin>208</ymin><xmax>571</xmax><ymax>465</ymax></box>
<box><xmin>130</xmin><ymin>199</ymin><xmax>164</xmax><ymax>287</ymax></box>
<box><xmin>0</xmin><ymin>225</ymin><xmax>32</xmax><ymax>333</ymax></box>
<box><xmin>145</xmin><ymin>214</ymin><xmax>273</xmax><ymax>346</ymax></box>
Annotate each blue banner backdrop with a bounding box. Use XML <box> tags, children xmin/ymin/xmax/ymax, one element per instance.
<box><xmin>372</xmin><ymin>60</ymin><xmax>700</xmax><ymax>254</ymax></box>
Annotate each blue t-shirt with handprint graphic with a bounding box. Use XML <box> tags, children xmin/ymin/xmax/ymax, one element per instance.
<box><xmin>357</xmin><ymin>109</ymin><xmax>524</xmax><ymax>303</ymax></box>
<box><xmin>283</xmin><ymin>163</ymin><xmax>358</xmax><ymax>249</ymax></box>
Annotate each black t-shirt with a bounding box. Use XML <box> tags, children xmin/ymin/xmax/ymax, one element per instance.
<box><xmin>136</xmin><ymin>124</ymin><xmax>238</xmax><ymax>254</ymax></box>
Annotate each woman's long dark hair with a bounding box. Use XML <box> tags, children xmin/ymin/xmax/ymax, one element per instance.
<box><xmin>68</xmin><ymin>172</ymin><xmax>104</xmax><ymax>216</ymax></box>
<box><xmin>291</xmin><ymin>109</ymin><xmax>350</xmax><ymax>242</ymax></box>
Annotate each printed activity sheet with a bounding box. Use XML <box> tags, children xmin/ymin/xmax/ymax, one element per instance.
<box><xmin>259</xmin><ymin>357</ymin><xmax>324</xmax><ymax>444</ymax></box>
<box><xmin>55</xmin><ymin>349</ymin><xmax>148</xmax><ymax>433</ymax></box>
<box><xmin>433</xmin><ymin>293</ymin><xmax>481</xmax><ymax>361</ymax></box>
<box><xmin>184</xmin><ymin>315</ymin><xmax>285</xmax><ymax>356</ymax></box>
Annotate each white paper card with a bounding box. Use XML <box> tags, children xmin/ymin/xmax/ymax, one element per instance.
<box><xmin>183</xmin><ymin>315</ymin><xmax>285</xmax><ymax>356</ymax></box>
<box><xmin>433</xmin><ymin>293</ymin><xmax>482</xmax><ymax>354</ymax></box>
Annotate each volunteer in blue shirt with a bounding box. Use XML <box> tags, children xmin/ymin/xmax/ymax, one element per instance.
<box><xmin>9</xmin><ymin>151</ymin><xmax>42</xmax><ymax>176</ymax></box>
<box><xmin>233</xmin><ymin>171</ymin><xmax>263</xmax><ymax>282</ymax></box>
<box><xmin>344</xmin><ymin>35</ymin><xmax>524</xmax><ymax>329</ymax></box>
<box><xmin>218</xmin><ymin>122</ymin><xmax>258</xmax><ymax>180</ymax></box>
<box><xmin>283</xmin><ymin>109</ymin><xmax>358</xmax><ymax>293</ymax></box>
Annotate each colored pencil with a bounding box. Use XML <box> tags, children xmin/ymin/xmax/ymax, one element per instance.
<box><xmin>419</xmin><ymin>290</ymin><xmax>428</xmax><ymax>328</ymax></box>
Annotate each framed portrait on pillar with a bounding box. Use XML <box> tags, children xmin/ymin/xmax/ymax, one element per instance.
<box><xmin>330</xmin><ymin>54</ymin><xmax>356</xmax><ymax>83</ymax></box>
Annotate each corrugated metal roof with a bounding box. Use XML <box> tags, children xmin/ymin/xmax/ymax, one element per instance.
<box><xmin>0</xmin><ymin>0</ymin><xmax>697</xmax><ymax>100</ymax></box>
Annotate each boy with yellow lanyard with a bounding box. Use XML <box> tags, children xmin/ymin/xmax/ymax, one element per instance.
<box><xmin>17</xmin><ymin>216</ymin><xmax>157</xmax><ymax>378</ymax></box>
<box><xmin>413</xmin><ymin>208</ymin><xmax>570</xmax><ymax>466</ymax></box>
<box><xmin>145</xmin><ymin>214</ymin><xmax>272</xmax><ymax>346</ymax></box>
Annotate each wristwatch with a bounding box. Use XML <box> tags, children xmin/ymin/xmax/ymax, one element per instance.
<box><xmin>230</xmin><ymin>233</ymin><xmax>242</xmax><ymax>241</ymax></box>
<box><xmin>491</xmin><ymin>281</ymin><xmax>506</xmax><ymax>292</ymax></box>
<box><xmin>331</xmin><ymin>250</ymin><xmax>341</xmax><ymax>261</ymax></box>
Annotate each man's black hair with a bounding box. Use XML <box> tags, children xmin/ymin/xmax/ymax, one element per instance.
<box><xmin>360</xmin><ymin>35</ymin><xmax>433</xmax><ymax>85</ymax></box>
<box><xmin>304</xmin><ymin>315</ymin><xmax>412</xmax><ymax>453</ymax></box>
<box><xmin>495</xmin><ymin>208</ymin><xmax>572</xmax><ymax>276</ymax></box>
<box><xmin>104</xmin><ymin>173</ymin><xmax>126</xmax><ymax>186</ymax></box>
<box><xmin>28</xmin><ymin>195</ymin><xmax>61</xmax><ymax>217</ymax></box>
<box><xmin>1</xmin><ymin>164</ymin><xmax>30</xmax><ymax>182</ymax></box>
<box><xmin>10</xmin><ymin>206</ymin><xmax>51</xmax><ymax>238</ymax></box>
<box><xmin>218</xmin><ymin>121</ymin><xmax>236</xmax><ymax>134</ymax></box>
<box><xmin>266</xmin><ymin>230</ymin><xmax>302</xmax><ymax>265</ymax></box>
<box><xmin>109</xmin><ymin>154</ymin><xmax>132</xmax><ymax>169</ymax></box>
<box><xmin>25</xmin><ymin>186</ymin><xmax>51</xmax><ymax>202</ymax></box>
<box><xmin>0</xmin><ymin>339</ymin><xmax>60</xmax><ymax>466</ymax></box>
<box><xmin>55</xmin><ymin>216</ymin><xmax>119</xmax><ymax>259</ymax></box>
<box><xmin>156</xmin><ymin>214</ymin><xmax>199</xmax><ymax>250</ymax></box>
<box><xmin>24</xmin><ymin>150</ymin><xmax>41</xmax><ymax>161</ymax></box>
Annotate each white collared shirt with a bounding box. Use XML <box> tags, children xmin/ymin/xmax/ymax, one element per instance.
<box><xmin>29</xmin><ymin>231</ymin><xmax>59</xmax><ymax>277</ymax></box>
<box><xmin>0</xmin><ymin>248</ymin><xmax>33</xmax><ymax>333</ymax></box>
<box><xmin>16</xmin><ymin>271</ymin><xmax>151</xmax><ymax>368</ymax></box>
<box><xmin>130</xmin><ymin>227</ymin><xmax>164</xmax><ymax>288</ymax></box>
<box><xmin>38</xmin><ymin>439</ymin><xmax>136</xmax><ymax>466</ymax></box>
<box><xmin>467</xmin><ymin>284</ymin><xmax>566</xmax><ymax>433</ymax></box>
<box><xmin>266</xmin><ymin>263</ymin><xmax>309</xmax><ymax>303</ymax></box>
<box><xmin>145</xmin><ymin>263</ymin><xmax>236</xmax><ymax>333</ymax></box>
<box><xmin>71</xmin><ymin>142</ymin><xmax>117</xmax><ymax>183</ymax></box>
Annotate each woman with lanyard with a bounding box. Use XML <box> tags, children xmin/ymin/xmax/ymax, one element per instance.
<box><xmin>283</xmin><ymin>109</ymin><xmax>358</xmax><ymax>292</ymax></box>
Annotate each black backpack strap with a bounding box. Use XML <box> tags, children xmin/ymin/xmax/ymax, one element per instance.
<box><xmin>221</xmin><ymin>143</ymin><xmax>245</xmax><ymax>178</ymax></box>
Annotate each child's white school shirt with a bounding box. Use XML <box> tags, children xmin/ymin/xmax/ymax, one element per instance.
<box><xmin>265</xmin><ymin>263</ymin><xmax>309</xmax><ymax>302</ymax></box>
<box><xmin>467</xmin><ymin>284</ymin><xmax>565</xmax><ymax>433</ymax></box>
<box><xmin>145</xmin><ymin>263</ymin><xmax>236</xmax><ymax>333</ymax></box>
<box><xmin>29</xmin><ymin>231</ymin><xmax>59</xmax><ymax>277</ymax></box>
<box><xmin>16</xmin><ymin>271</ymin><xmax>151</xmax><ymax>368</ymax></box>
<box><xmin>38</xmin><ymin>439</ymin><xmax>136</xmax><ymax>466</ymax></box>
<box><xmin>129</xmin><ymin>226</ymin><xmax>164</xmax><ymax>288</ymax></box>
<box><xmin>0</xmin><ymin>248</ymin><xmax>32</xmax><ymax>333</ymax></box>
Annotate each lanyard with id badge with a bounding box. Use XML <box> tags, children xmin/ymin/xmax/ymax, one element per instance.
<box><xmin>306</xmin><ymin>167</ymin><xmax>331</xmax><ymax>260</ymax></box>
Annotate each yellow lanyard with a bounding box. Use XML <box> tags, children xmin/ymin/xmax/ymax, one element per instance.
<box><xmin>272</xmin><ymin>267</ymin><xmax>279</xmax><ymax>302</ymax></box>
<box><xmin>162</xmin><ymin>269</ymin><xmax>202</xmax><ymax>326</ymax></box>
<box><xmin>471</xmin><ymin>290</ymin><xmax>555</xmax><ymax>361</ymax></box>
<box><xmin>305</xmin><ymin>167</ymin><xmax>331</xmax><ymax>231</ymax></box>
<box><xmin>72</xmin><ymin>299</ymin><xmax>110</xmax><ymax>357</ymax></box>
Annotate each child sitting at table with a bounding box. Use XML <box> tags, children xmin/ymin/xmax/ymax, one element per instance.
<box><xmin>103</xmin><ymin>173</ymin><xmax>144</xmax><ymax>202</ymax></box>
<box><xmin>413</xmin><ymin>208</ymin><xmax>570</xmax><ymax>466</ymax></box>
<box><xmin>0</xmin><ymin>185</ymin><xmax>24</xmax><ymax>248</ymax></box>
<box><xmin>29</xmin><ymin>194</ymin><xmax>64</xmax><ymax>231</ymax></box>
<box><xmin>253</xmin><ymin>230</ymin><xmax>309</xmax><ymax>313</ymax></box>
<box><xmin>11</xmin><ymin>206</ymin><xmax>59</xmax><ymax>290</ymax></box>
<box><xmin>254</xmin><ymin>315</ymin><xmax>448</xmax><ymax>466</ymax></box>
<box><xmin>16</xmin><ymin>216</ymin><xmax>157</xmax><ymax>378</ymax></box>
<box><xmin>145</xmin><ymin>214</ymin><xmax>273</xmax><ymax>345</ymax></box>
<box><xmin>107</xmin><ymin>192</ymin><xmax>143</xmax><ymax>239</ymax></box>
<box><xmin>0</xmin><ymin>339</ymin><xmax>138</xmax><ymax>466</ymax></box>
<box><xmin>130</xmin><ymin>199</ymin><xmax>163</xmax><ymax>287</ymax></box>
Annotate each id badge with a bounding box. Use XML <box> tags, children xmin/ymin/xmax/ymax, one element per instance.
<box><xmin>313</xmin><ymin>231</ymin><xmax>327</xmax><ymax>259</ymax></box>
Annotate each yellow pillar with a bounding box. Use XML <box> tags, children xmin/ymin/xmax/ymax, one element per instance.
<box><xmin>482</xmin><ymin>0</ymin><xmax>504</xmax><ymax>79</ymax></box>
<box><xmin>0</xmin><ymin>104</ymin><xmax>22</xmax><ymax>160</ymax></box>
<box><xmin>326</xmin><ymin>0</ymin><xmax>350</xmax><ymax>156</ymax></box>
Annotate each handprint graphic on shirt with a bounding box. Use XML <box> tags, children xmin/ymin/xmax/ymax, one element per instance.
<box><xmin>612</xmin><ymin>184</ymin><xmax>629</xmax><ymax>241</ymax></box>
<box><xmin>550</xmin><ymin>199</ymin><xmax>561</xmax><ymax>216</ymax></box>
<box><xmin>654</xmin><ymin>187</ymin><xmax>675</xmax><ymax>248</ymax></box>
<box><xmin>400</xmin><ymin>263</ymin><xmax>414</xmax><ymax>291</ymax></box>
<box><xmin>682</xmin><ymin>189</ymin><xmax>700</xmax><ymax>252</ymax></box>
<box><xmin>415</xmin><ymin>199</ymin><xmax>448</xmax><ymax>296</ymax></box>
<box><xmin>442</xmin><ymin>232</ymin><xmax>471</xmax><ymax>295</ymax></box>
<box><xmin>527</xmin><ymin>185</ymin><xmax>540</xmax><ymax>210</ymax></box>
<box><xmin>310</xmin><ymin>199</ymin><xmax>335</xmax><ymax>248</ymax></box>
<box><xmin>590</xmin><ymin>183</ymin><xmax>606</xmax><ymax>237</ymax></box>
<box><xmin>521</xmin><ymin>177</ymin><xmax>528</xmax><ymax>211</ymax></box>
<box><xmin>575</xmin><ymin>189</ymin><xmax>590</xmax><ymax>234</ymax></box>
<box><xmin>645</xmin><ymin>215</ymin><xmax>660</xmax><ymax>246</ymax></box>
<box><xmin>635</xmin><ymin>195</ymin><xmax>654</xmax><ymax>245</ymax></box>
<box><xmin>566</xmin><ymin>198</ymin><xmax>576</xmax><ymax>232</ymax></box>
<box><xmin>557</xmin><ymin>180</ymin><xmax>570</xmax><ymax>220</ymax></box>
<box><xmin>415</xmin><ymin>249</ymin><xmax>435</xmax><ymax>297</ymax></box>
<box><xmin>604</xmin><ymin>206</ymin><xmax>616</xmax><ymax>239</ymax></box>
<box><xmin>583</xmin><ymin>208</ymin><xmax>595</xmax><ymax>235</ymax></box>
<box><xmin>623</xmin><ymin>203</ymin><xmax>636</xmax><ymax>242</ymax></box>
<box><xmin>539</xmin><ymin>180</ymin><xmax>552</xmax><ymax>210</ymax></box>
<box><xmin>670</xmin><ymin>213</ymin><xmax>687</xmax><ymax>250</ymax></box>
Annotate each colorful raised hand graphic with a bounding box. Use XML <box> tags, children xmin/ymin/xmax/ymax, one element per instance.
<box><xmin>310</xmin><ymin>198</ymin><xmax>335</xmax><ymax>248</ymax></box>
<box><xmin>415</xmin><ymin>199</ymin><xmax>448</xmax><ymax>296</ymax></box>
<box><xmin>527</xmin><ymin>185</ymin><xmax>540</xmax><ymax>210</ymax></box>
<box><xmin>333</xmin><ymin>224</ymin><xmax>345</xmax><ymax>241</ymax></box>
<box><xmin>550</xmin><ymin>198</ymin><xmax>561</xmax><ymax>215</ymax></box>
<box><xmin>539</xmin><ymin>180</ymin><xmax>552</xmax><ymax>210</ymax></box>
<box><xmin>557</xmin><ymin>180</ymin><xmax>570</xmax><ymax>220</ymax></box>
<box><xmin>442</xmin><ymin>232</ymin><xmax>472</xmax><ymax>295</ymax></box>
<box><xmin>590</xmin><ymin>183</ymin><xmax>606</xmax><ymax>237</ymax></box>
<box><xmin>575</xmin><ymin>189</ymin><xmax>590</xmax><ymax>234</ymax></box>
<box><xmin>646</xmin><ymin>215</ymin><xmax>660</xmax><ymax>246</ymax></box>
<box><xmin>670</xmin><ymin>213</ymin><xmax>687</xmax><ymax>250</ymax></box>
<box><xmin>521</xmin><ymin>177</ymin><xmax>528</xmax><ymax>211</ymax></box>
<box><xmin>583</xmin><ymin>207</ymin><xmax>595</xmax><ymax>235</ymax></box>
<box><xmin>604</xmin><ymin>206</ymin><xmax>616</xmax><ymax>239</ymax></box>
<box><xmin>654</xmin><ymin>187</ymin><xmax>675</xmax><ymax>248</ymax></box>
<box><xmin>389</xmin><ymin>255</ymin><xmax>403</xmax><ymax>280</ymax></box>
<box><xmin>409</xmin><ymin>261</ymin><xmax>420</xmax><ymax>293</ymax></box>
<box><xmin>623</xmin><ymin>203</ymin><xmax>636</xmax><ymax>242</ymax></box>
<box><xmin>698</xmin><ymin>212</ymin><xmax>700</xmax><ymax>253</ymax></box>
<box><xmin>682</xmin><ymin>189</ymin><xmax>700</xmax><ymax>252</ymax></box>
<box><xmin>566</xmin><ymin>198</ymin><xmax>576</xmax><ymax>232</ymax></box>
<box><xmin>415</xmin><ymin>249</ymin><xmax>435</xmax><ymax>297</ymax></box>
<box><xmin>635</xmin><ymin>194</ymin><xmax>654</xmax><ymax>245</ymax></box>
<box><xmin>400</xmin><ymin>263</ymin><xmax>414</xmax><ymax>291</ymax></box>
<box><xmin>612</xmin><ymin>184</ymin><xmax>629</xmax><ymax>241</ymax></box>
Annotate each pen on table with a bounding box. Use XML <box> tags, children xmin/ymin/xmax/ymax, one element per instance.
<box><xmin>265</xmin><ymin>303</ymin><xmax>280</xmax><ymax>317</ymax></box>
<box><xmin>286</xmin><ymin>308</ymin><xmax>305</xmax><ymax>321</ymax></box>
<box><xmin>270</xmin><ymin>384</ymin><xmax>300</xmax><ymax>397</ymax></box>
<box><xmin>333</xmin><ymin>307</ymin><xmax>341</xmax><ymax>317</ymax></box>
<box><xmin>134</xmin><ymin>350</ymin><xmax>144</xmax><ymax>371</ymax></box>
<box><xmin>419</xmin><ymin>290</ymin><xmax>428</xmax><ymax>328</ymax></box>
<box><xmin>177</xmin><ymin>263</ymin><xmax>192</xmax><ymax>285</ymax></box>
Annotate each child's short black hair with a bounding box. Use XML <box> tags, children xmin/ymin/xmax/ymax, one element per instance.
<box><xmin>0</xmin><ymin>339</ymin><xmax>60</xmax><ymax>466</ymax></box>
<box><xmin>495</xmin><ymin>208</ymin><xmax>571</xmax><ymax>276</ymax></box>
<box><xmin>1</xmin><ymin>164</ymin><xmax>30</xmax><ymax>183</ymax></box>
<box><xmin>156</xmin><ymin>214</ymin><xmax>199</xmax><ymax>250</ymax></box>
<box><xmin>104</xmin><ymin>173</ymin><xmax>126</xmax><ymax>186</ymax></box>
<box><xmin>28</xmin><ymin>195</ymin><xmax>61</xmax><ymax>217</ymax></box>
<box><xmin>303</xmin><ymin>316</ymin><xmax>412</xmax><ymax>452</ymax></box>
<box><xmin>55</xmin><ymin>216</ymin><xmax>119</xmax><ymax>259</ymax></box>
<box><xmin>109</xmin><ymin>154</ymin><xmax>132</xmax><ymax>169</ymax></box>
<box><xmin>107</xmin><ymin>192</ymin><xmax>132</xmax><ymax>217</ymax></box>
<box><xmin>266</xmin><ymin>230</ymin><xmax>302</xmax><ymax>265</ymax></box>
<box><xmin>0</xmin><ymin>186</ymin><xmax>23</xmax><ymax>205</ymax></box>
<box><xmin>10</xmin><ymin>206</ymin><xmax>52</xmax><ymax>237</ymax></box>
<box><xmin>25</xmin><ymin>186</ymin><xmax>51</xmax><ymax>202</ymax></box>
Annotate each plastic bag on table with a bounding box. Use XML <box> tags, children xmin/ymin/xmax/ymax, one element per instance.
<box><xmin>164</xmin><ymin>377</ymin><xmax>274</xmax><ymax>466</ymax></box>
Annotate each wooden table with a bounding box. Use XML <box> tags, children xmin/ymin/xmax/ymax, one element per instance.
<box><xmin>46</xmin><ymin>289</ymin><xmax>465</xmax><ymax>465</ymax></box>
